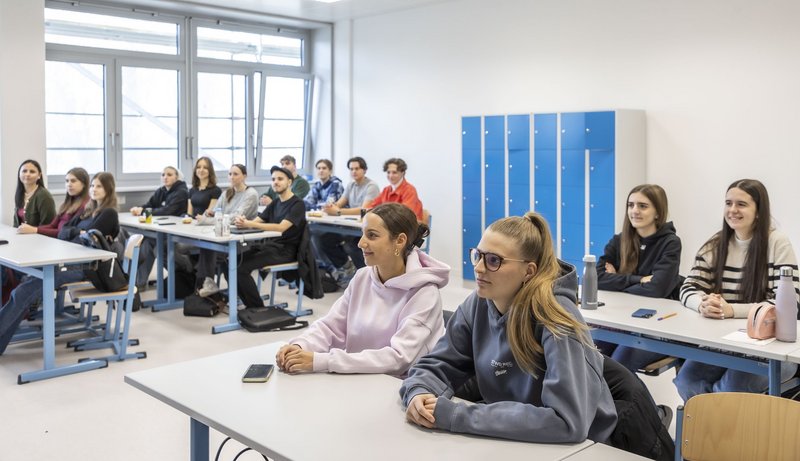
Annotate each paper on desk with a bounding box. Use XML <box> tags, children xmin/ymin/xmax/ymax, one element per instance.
<box><xmin>722</xmin><ymin>330</ymin><xmax>776</xmax><ymax>346</ymax></box>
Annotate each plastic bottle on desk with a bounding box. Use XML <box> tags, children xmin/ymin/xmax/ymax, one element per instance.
<box><xmin>581</xmin><ymin>255</ymin><xmax>598</xmax><ymax>310</ymax></box>
<box><xmin>222</xmin><ymin>214</ymin><xmax>231</xmax><ymax>237</ymax></box>
<box><xmin>775</xmin><ymin>266</ymin><xmax>797</xmax><ymax>342</ymax></box>
<box><xmin>213</xmin><ymin>208</ymin><xmax>223</xmax><ymax>237</ymax></box>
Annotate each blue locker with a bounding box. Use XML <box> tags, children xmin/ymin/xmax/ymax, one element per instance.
<box><xmin>507</xmin><ymin>114</ymin><xmax>530</xmax><ymax>150</ymax></box>
<box><xmin>586</xmin><ymin>111</ymin><xmax>615</xmax><ymax>150</ymax></box>
<box><xmin>534</xmin><ymin>114</ymin><xmax>557</xmax><ymax>150</ymax></box>
<box><xmin>485</xmin><ymin>183</ymin><xmax>505</xmax><ymax>225</ymax></box>
<box><xmin>589</xmin><ymin>186</ymin><xmax>615</xmax><ymax>230</ymax></box>
<box><xmin>561</xmin><ymin>185</ymin><xmax>585</xmax><ymax>226</ymax></box>
<box><xmin>484</xmin><ymin>116</ymin><xmax>505</xmax><ymax>150</ymax></box>
<box><xmin>462</xmin><ymin>182</ymin><xmax>481</xmax><ymax>208</ymax></box>
<box><xmin>508</xmin><ymin>184</ymin><xmax>530</xmax><ymax>217</ymax></box>
<box><xmin>462</xmin><ymin>148</ymin><xmax>481</xmax><ymax>184</ymax></box>
<box><xmin>462</xmin><ymin>247</ymin><xmax>475</xmax><ymax>280</ymax></box>
<box><xmin>590</xmin><ymin>225</ymin><xmax>615</xmax><ymax>255</ymax></box>
<box><xmin>561</xmin><ymin>112</ymin><xmax>586</xmax><ymax>150</ymax></box>
<box><xmin>561</xmin><ymin>224</ymin><xmax>585</xmax><ymax>263</ymax></box>
<box><xmin>484</xmin><ymin>149</ymin><xmax>505</xmax><ymax>185</ymax></box>
<box><xmin>534</xmin><ymin>186</ymin><xmax>557</xmax><ymax>229</ymax></box>
<box><xmin>561</xmin><ymin>149</ymin><xmax>584</xmax><ymax>188</ymax></box>
<box><xmin>534</xmin><ymin>149</ymin><xmax>557</xmax><ymax>186</ymax></box>
<box><xmin>462</xmin><ymin>117</ymin><xmax>482</xmax><ymax>150</ymax></box>
<box><xmin>508</xmin><ymin>149</ymin><xmax>530</xmax><ymax>185</ymax></box>
<box><xmin>589</xmin><ymin>150</ymin><xmax>614</xmax><ymax>189</ymax></box>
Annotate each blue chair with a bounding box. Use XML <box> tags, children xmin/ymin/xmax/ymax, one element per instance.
<box><xmin>67</xmin><ymin>234</ymin><xmax>146</xmax><ymax>362</ymax></box>
<box><xmin>256</xmin><ymin>262</ymin><xmax>312</xmax><ymax>318</ymax></box>
<box><xmin>421</xmin><ymin>209</ymin><xmax>432</xmax><ymax>254</ymax></box>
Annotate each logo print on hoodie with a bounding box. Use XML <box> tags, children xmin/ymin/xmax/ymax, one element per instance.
<box><xmin>491</xmin><ymin>359</ymin><xmax>514</xmax><ymax>376</ymax></box>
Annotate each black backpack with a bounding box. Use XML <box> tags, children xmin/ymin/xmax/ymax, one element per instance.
<box><xmin>531</xmin><ymin>323</ymin><xmax>674</xmax><ymax>460</ymax></box>
<box><xmin>79</xmin><ymin>229</ymin><xmax>129</xmax><ymax>292</ymax></box>
<box><xmin>238</xmin><ymin>306</ymin><xmax>308</xmax><ymax>332</ymax></box>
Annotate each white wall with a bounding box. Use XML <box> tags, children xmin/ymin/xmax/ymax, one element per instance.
<box><xmin>0</xmin><ymin>0</ymin><xmax>46</xmax><ymax>225</ymax></box>
<box><xmin>341</xmin><ymin>0</ymin><xmax>800</xmax><ymax>276</ymax></box>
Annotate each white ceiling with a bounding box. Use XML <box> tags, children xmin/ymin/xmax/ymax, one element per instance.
<box><xmin>109</xmin><ymin>0</ymin><xmax>459</xmax><ymax>25</ymax></box>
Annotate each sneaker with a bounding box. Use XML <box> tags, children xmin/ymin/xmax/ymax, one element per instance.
<box><xmin>338</xmin><ymin>260</ymin><xmax>356</xmax><ymax>281</ymax></box>
<box><xmin>198</xmin><ymin>277</ymin><xmax>220</xmax><ymax>297</ymax></box>
<box><xmin>657</xmin><ymin>404</ymin><xmax>673</xmax><ymax>429</ymax></box>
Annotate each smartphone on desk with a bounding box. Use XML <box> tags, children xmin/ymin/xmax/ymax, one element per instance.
<box><xmin>242</xmin><ymin>364</ymin><xmax>274</xmax><ymax>383</ymax></box>
<box><xmin>632</xmin><ymin>308</ymin><xmax>657</xmax><ymax>319</ymax></box>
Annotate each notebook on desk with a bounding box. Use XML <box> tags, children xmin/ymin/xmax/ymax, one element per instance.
<box><xmin>230</xmin><ymin>228</ymin><xmax>263</xmax><ymax>235</ymax></box>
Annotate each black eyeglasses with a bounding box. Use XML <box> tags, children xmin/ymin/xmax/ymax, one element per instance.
<box><xmin>469</xmin><ymin>248</ymin><xmax>530</xmax><ymax>272</ymax></box>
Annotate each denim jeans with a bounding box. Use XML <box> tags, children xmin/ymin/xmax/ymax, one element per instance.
<box><xmin>673</xmin><ymin>360</ymin><xmax>799</xmax><ymax>402</ymax></box>
<box><xmin>0</xmin><ymin>267</ymin><xmax>86</xmax><ymax>355</ymax></box>
<box><xmin>594</xmin><ymin>341</ymin><xmax>668</xmax><ymax>373</ymax></box>
<box><xmin>319</xmin><ymin>232</ymin><xmax>365</xmax><ymax>269</ymax></box>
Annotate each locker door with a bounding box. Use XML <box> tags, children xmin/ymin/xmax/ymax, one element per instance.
<box><xmin>507</xmin><ymin>114</ymin><xmax>530</xmax><ymax>150</ymax></box>
<box><xmin>560</xmin><ymin>112</ymin><xmax>586</xmax><ymax>150</ymax></box>
<box><xmin>534</xmin><ymin>113</ymin><xmax>557</xmax><ymax>150</ymax></box>
<box><xmin>586</xmin><ymin>111</ymin><xmax>615</xmax><ymax>150</ymax></box>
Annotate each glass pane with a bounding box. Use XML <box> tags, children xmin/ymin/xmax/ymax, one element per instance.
<box><xmin>260</xmin><ymin>148</ymin><xmax>301</xmax><ymax>170</ymax></box>
<box><xmin>45</xmin><ymin>61</ymin><xmax>106</xmax><ymax>176</ymax></box>
<box><xmin>123</xmin><ymin>149</ymin><xmax>179</xmax><ymax>174</ymax></box>
<box><xmin>197</xmin><ymin>72</ymin><xmax>246</xmax><ymax>170</ymax></box>
<box><xmin>197</xmin><ymin>27</ymin><xmax>302</xmax><ymax>66</ymax></box>
<box><xmin>263</xmin><ymin>120</ymin><xmax>303</xmax><ymax>148</ymax></box>
<box><xmin>264</xmin><ymin>77</ymin><xmax>305</xmax><ymax>119</ymax></box>
<box><xmin>121</xmin><ymin>66</ymin><xmax>179</xmax><ymax>173</ymax></box>
<box><xmin>45</xmin><ymin>8</ymin><xmax>178</xmax><ymax>55</ymax></box>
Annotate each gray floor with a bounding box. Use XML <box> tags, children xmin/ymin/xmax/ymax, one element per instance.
<box><xmin>0</xmin><ymin>276</ymin><xmax>681</xmax><ymax>460</ymax></box>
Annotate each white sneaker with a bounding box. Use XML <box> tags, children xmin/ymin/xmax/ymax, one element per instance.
<box><xmin>198</xmin><ymin>277</ymin><xmax>220</xmax><ymax>297</ymax></box>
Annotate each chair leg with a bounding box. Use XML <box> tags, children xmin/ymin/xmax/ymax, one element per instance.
<box><xmin>675</xmin><ymin>404</ymin><xmax>684</xmax><ymax>461</ymax></box>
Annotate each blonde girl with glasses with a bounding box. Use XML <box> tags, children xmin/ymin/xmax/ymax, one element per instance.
<box><xmin>401</xmin><ymin>211</ymin><xmax>616</xmax><ymax>443</ymax></box>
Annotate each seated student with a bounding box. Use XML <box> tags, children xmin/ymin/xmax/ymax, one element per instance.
<box><xmin>187</xmin><ymin>156</ymin><xmax>221</xmax><ymax>217</ymax></box>
<box><xmin>276</xmin><ymin>202</ymin><xmax>448</xmax><ymax>376</ymax></box>
<box><xmin>0</xmin><ymin>172</ymin><xmax>120</xmax><ymax>355</ymax></box>
<box><xmin>675</xmin><ymin>179</ymin><xmax>799</xmax><ymax>401</ymax></box>
<box><xmin>227</xmin><ymin>166</ymin><xmax>305</xmax><ymax>307</ymax></box>
<box><xmin>130</xmin><ymin>166</ymin><xmax>189</xmax><ymax>289</ymax></box>
<box><xmin>13</xmin><ymin>159</ymin><xmax>56</xmax><ymax>229</ymax></box>
<box><xmin>367</xmin><ymin>157</ymin><xmax>423</xmax><ymax>221</ymax></box>
<box><xmin>195</xmin><ymin>164</ymin><xmax>259</xmax><ymax>294</ymax></box>
<box><xmin>596</xmin><ymin>184</ymin><xmax>682</xmax><ymax>372</ymax></box>
<box><xmin>259</xmin><ymin>154</ymin><xmax>310</xmax><ymax>206</ymax></box>
<box><xmin>319</xmin><ymin>156</ymin><xmax>381</xmax><ymax>277</ymax></box>
<box><xmin>304</xmin><ymin>159</ymin><xmax>344</xmax><ymax>210</ymax></box>
<box><xmin>401</xmin><ymin>212</ymin><xmax>617</xmax><ymax>444</ymax></box>
<box><xmin>17</xmin><ymin>167</ymin><xmax>91</xmax><ymax>237</ymax></box>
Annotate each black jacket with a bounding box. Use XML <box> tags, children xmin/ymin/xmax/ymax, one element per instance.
<box><xmin>280</xmin><ymin>226</ymin><xmax>323</xmax><ymax>300</ymax></box>
<box><xmin>141</xmin><ymin>180</ymin><xmax>189</xmax><ymax>216</ymax></box>
<box><xmin>596</xmin><ymin>222</ymin><xmax>682</xmax><ymax>298</ymax></box>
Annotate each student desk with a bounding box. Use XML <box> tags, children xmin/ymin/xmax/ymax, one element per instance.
<box><xmin>563</xmin><ymin>442</ymin><xmax>648</xmax><ymax>460</ymax></box>
<box><xmin>583</xmin><ymin>291</ymin><xmax>800</xmax><ymax>396</ymax></box>
<box><xmin>0</xmin><ymin>225</ymin><xmax>115</xmax><ymax>383</ymax></box>
<box><xmin>306</xmin><ymin>213</ymin><xmax>363</xmax><ymax>238</ymax></box>
<box><xmin>125</xmin><ymin>342</ymin><xmax>594</xmax><ymax>461</ymax></box>
<box><xmin>119</xmin><ymin>214</ymin><xmax>279</xmax><ymax>333</ymax></box>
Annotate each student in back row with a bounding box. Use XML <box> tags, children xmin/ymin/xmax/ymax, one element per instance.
<box><xmin>13</xmin><ymin>159</ymin><xmax>55</xmax><ymax>229</ymax></box>
<box><xmin>259</xmin><ymin>155</ymin><xmax>309</xmax><ymax>206</ymax></box>
<box><xmin>303</xmin><ymin>159</ymin><xmax>344</xmax><ymax>210</ymax></box>
<box><xmin>17</xmin><ymin>167</ymin><xmax>90</xmax><ymax>237</ymax></box>
<box><xmin>595</xmin><ymin>184</ymin><xmax>682</xmax><ymax>373</ymax></box>
<box><xmin>368</xmin><ymin>158</ymin><xmax>423</xmax><ymax>222</ymax></box>
<box><xmin>675</xmin><ymin>178</ymin><xmax>799</xmax><ymax>400</ymax></box>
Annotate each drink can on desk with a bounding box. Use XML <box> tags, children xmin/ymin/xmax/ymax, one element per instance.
<box><xmin>581</xmin><ymin>255</ymin><xmax>598</xmax><ymax>310</ymax></box>
<box><xmin>144</xmin><ymin>208</ymin><xmax>153</xmax><ymax>224</ymax></box>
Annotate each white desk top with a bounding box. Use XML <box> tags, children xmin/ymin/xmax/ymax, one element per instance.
<box><xmin>0</xmin><ymin>225</ymin><xmax>115</xmax><ymax>267</ymax></box>
<box><xmin>563</xmin><ymin>442</ymin><xmax>648</xmax><ymax>460</ymax></box>
<box><xmin>306</xmin><ymin>213</ymin><xmax>363</xmax><ymax>229</ymax></box>
<box><xmin>119</xmin><ymin>213</ymin><xmax>280</xmax><ymax>242</ymax></box>
<box><xmin>582</xmin><ymin>291</ymin><xmax>800</xmax><ymax>361</ymax></box>
<box><xmin>126</xmin><ymin>343</ymin><xmax>592</xmax><ymax>461</ymax></box>
<box><xmin>787</xmin><ymin>346</ymin><xmax>800</xmax><ymax>365</ymax></box>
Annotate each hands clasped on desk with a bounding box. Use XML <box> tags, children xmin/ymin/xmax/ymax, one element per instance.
<box><xmin>275</xmin><ymin>344</ymin><xmax>314</xmax><ymax>373</ymax></box>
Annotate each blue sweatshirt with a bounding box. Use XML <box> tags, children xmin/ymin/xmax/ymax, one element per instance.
<box><xmin>400</xmin><ymin>262</ymin><xmax>617</xmax><ymax>444</ymax></box>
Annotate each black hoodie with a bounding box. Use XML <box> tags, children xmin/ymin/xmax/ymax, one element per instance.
<box><xmin>140</xmin><ymin>180</ymin><xmax>189</xmax><ymax>216</ymax></box>
<box><xmin>596</xmin><ymin>221</ymin><xmax>682</xmax><ymax>298</ymax></box>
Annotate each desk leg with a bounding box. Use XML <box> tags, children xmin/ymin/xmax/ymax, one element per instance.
<box><xmin>212</xmin><ymin>241</ymin><xmax>241</xmax><ymax>334</ymax></box>
<box><xmin>146</xmin><ymin>232</ymin><xmax>169</xmax><ymax>308</ymax></box>
<box><xmin>152</xmin><ymin>234</ymin><xmax>182</xmax><ymax>311</ymax></box>
<box><xmin>18</xmin><ymin>266</ymin><xmax>107</xmax><ymax>384</ymax></box>
<box><xmin>190</xmin><ymin>417</ymin><xmax>209</xmax><ymax>461</ymax></box>
<box><xmin>768</xmin><ymin>360</ymin><xmax>781</xmax><ymax>396</ymax></box>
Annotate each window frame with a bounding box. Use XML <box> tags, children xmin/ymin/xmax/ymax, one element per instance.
<box><xmin>44</xmin><ymin>1</ymin><xmax>314</xmax><ymax>190</ymax></box>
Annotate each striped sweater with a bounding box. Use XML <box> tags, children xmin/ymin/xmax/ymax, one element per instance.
<box><xmin>680</xmin><ymin>230</ymin><xmax>799</xmax><ymax>318</ymax></box>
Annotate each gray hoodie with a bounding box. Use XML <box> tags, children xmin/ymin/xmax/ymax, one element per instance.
<box><xmin>400</xmin><ymin>261</ymin><xmax>617</xmax><ymax>443</ymax></box>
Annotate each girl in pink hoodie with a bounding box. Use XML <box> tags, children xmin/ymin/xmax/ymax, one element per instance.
<box><xmin>276</xmin><ymin>202</ymin><xmax>449</xmax><ymax>376</ymax></box>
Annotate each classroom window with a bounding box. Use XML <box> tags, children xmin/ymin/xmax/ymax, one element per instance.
<box><xmin>45</xmin><ymin>61</ymin><xmax>106</xmax><ymax>176</ymax></box>
<box><xmin>44</xmin><ymin>2</ymin><xmax>312</xmax><ymax>187</ymax></box>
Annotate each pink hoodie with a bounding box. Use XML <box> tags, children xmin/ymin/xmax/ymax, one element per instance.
<box><xmin>290</xmin><ymin>248</ymin><xmax>450</xmax><ymax>376</ymax></box>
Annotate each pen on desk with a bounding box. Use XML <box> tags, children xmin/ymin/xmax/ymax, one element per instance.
<box><xmin>657</xmin><ymin>313</ymin><xmax>677</xmax><ymax>321</ymax></box>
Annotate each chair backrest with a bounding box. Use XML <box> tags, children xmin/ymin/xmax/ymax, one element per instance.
<box><xmin>124</xmin><ymin>234</ymin><xmax>144</xmax><ymax>260</ymax></box>
<box><xmin>421</xmin><ymin>208</ymin><xmax>431</xmax><ymax>254</ymax></box>
<box><xmin>680</xmin><ymin>392</ymin><xmax>800</xmax><ymax>460</ymax></box>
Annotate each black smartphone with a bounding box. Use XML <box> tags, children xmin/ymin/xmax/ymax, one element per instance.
<box><xmin>0</xmin><ymin>240</ymin><xmax>8</xmax><ymax>245</ymax></box>
<box><xmin>157</xmin><ymin>222</ymin><xmax>176</xmax><ymax>226</ymax></box>
<box><xmin>632</xmin><ymin>308</ymin><xmax>657</xmax><ymax>319</ymax></box>
<box><xmin>242</xmin><ymin>364</ymin><xmax>274</xmax><ymax>383</ymax></box>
